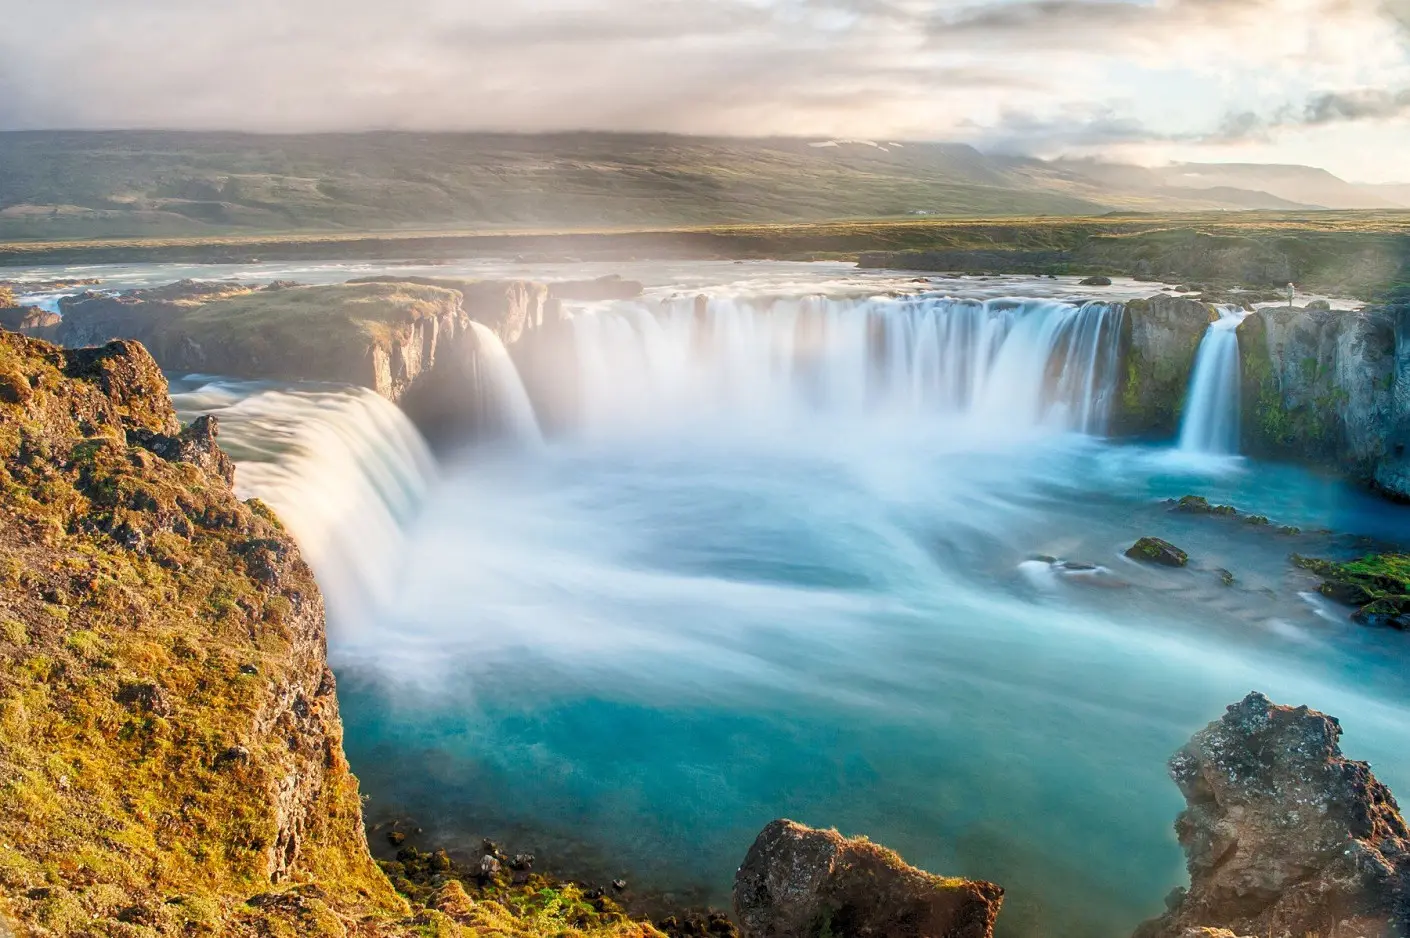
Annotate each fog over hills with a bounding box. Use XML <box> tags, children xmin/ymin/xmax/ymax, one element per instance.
<box><xmin>0</xmin><ymin>130</ymin><xmax>1404</xmax><ymax>241</ymax></box>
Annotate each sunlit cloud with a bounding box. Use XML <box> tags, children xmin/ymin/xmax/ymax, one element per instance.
<box><xmin>0</xmin><ymin>0</ymin><xmax>1407</xmax><ymax>179</ymax></box>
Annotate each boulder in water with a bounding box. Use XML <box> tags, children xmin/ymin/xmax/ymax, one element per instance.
<box><xmin>734</xmin><ymin>819</ymin><xmax>1003</xmax><ymax>938</ymax></box>
<box><xmin>1125</xmin><ymin>537</ymin><xmax>1189</xmax><ymax>567</ymax></box>
<box><xmin>1134</xmin><ymin>692</ymin><xmax>1410</xmax><ymax>938</ymax></box>
<box><xmin>1081</xmin><ymin>276</ymin><xmax>1114</xmax><ymax>286</ymax></box>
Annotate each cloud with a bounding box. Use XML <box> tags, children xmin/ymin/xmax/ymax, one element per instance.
<box><xmin>0</xmin><ymin>0</ymin><xmax>1405</xmax><ymax>182</ymax></box>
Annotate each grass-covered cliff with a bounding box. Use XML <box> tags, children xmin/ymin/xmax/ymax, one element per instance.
<box><xmin>0</xmin><ymin>332</ymin><xmax>664</xmax><ymax>937</ymax></box>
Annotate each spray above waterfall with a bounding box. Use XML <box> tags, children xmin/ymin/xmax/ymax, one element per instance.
<box><xmin>1178</xmin><ymin>307</ymin><xmax>1252</xmax><ymax>456</ymax></box>
<box><xmin>559</xmin><ymin>295</ymin><xmax>1126</xmax><ymax>437</ymax></box>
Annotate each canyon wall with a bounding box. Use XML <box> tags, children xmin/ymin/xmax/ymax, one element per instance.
<box><xmin>1236</xmin><ymin>305</ymin><xmax>1398</xmax><ymax>477</ymax></box>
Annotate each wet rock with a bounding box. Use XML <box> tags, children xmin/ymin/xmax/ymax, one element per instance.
<box><xmin>734</xmin><ymin>819</ymin><xmax>1003</xmax><ymax>938</ymax></box>
<box><xmin>509</xmin><ymin>853</ymin><xmax>534</xmax><ymax>871</ymax></box>
<box><xmin>1125</xmin><ymin>537</ymin><xmax>1190</xmax><ymax>567</ymax></box>
<box><xmin>1215</xmin><ymin>569</ymin><xmax>1235</xmax><ymax>587</ymax></box>
<box><xmin>386</xmin><ymin>831</ymin><xmax>406</xmax><ymax>847</ymax></box>
<box><xmin>1293</xmin><ymin>553</ymin><xmax>1410</xmax><ymax>630</ymax></box>
<box><xmin>476</xmin><ymin>854</ymin><xmax>501</xmax><ymax>879</ymax></box>
<box><xmin>1133</xmin><ymin>692</ymin><xmax>1410</xmax><ymax>938</ymax></box>
<box><xmin>612</xmin><ymin>879</ymin><xmax>628</xmax><ymax>892</ymax></box>
<box><xmin>1167</xmin><ymin>495</ymin><xmax>1236</xmax><ymax>517</ymax></box>
<box><xmin>1080</xmin><ymin>276</ymin><xmax>1113</xmax><ymax>286</ymax></box>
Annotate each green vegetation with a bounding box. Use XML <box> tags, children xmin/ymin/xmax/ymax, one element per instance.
<box><xmin>0</xmin><ymin>332</ymin><xmax>668</xmax><ymax>936</ymax></box>
<box><xmin>1293</xmin><ymin>554</ymin><xmax>1410</xmax><ymax>629</ymax></box>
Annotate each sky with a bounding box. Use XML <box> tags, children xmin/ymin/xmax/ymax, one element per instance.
<box><xmin>2</xmin><ymin>0</ymin><xmax>1408</xmax><ymax>182</ymax></box>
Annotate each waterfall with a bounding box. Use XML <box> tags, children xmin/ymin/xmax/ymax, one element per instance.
<box><xmin>564</xmin><ymin>295</ymin><xmax>1125</xmax><ymax>435</ymax></box>
<box><xmin>466</xmin><ymin>321</ymin><xmax>544</xmax><ymax>445</ymax></box>
<box><xmin>1178</xmin><ymin>307</ymin><xmax>1251</xmax><ymax>455</ymax></box>
<box><xmin>170</xmin><ymin>381</ymin><xmax>437</xmax><ymax>636</ymax></box>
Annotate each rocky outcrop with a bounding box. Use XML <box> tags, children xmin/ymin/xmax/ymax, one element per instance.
<box><xmin>0</xmin><ymin>333</ymin><xmax>401</xmax><ymax>934</ymax></box>
<box><xmin>734</xmin><ymin>820</ymin><xmax>1004</xmax><ymax>938</ymax></box>
<box><xmin>58</xmin><ymin>280</ymin><xmax>469</xmax><ymax>402</ymax></box>
<box><xmin>1135</xmin><ymin>692</ymin><xmax>1410</xmax><ymax>938</ymax></box>
<box><xmin>1126</xmin><ymin>537</ymin><xmax>1190</xmax><ymax>567</ymax></box>
<box><xmin>0</xmin><ymin>305</ymin><xmax>61</xmax><ymax>341</ymax></box>
<box><xmin>1113</xmin><ymin>296</ymin><xmax>1215</xmax><ymax>436</ymax></box>
<box><xmin>1237</xmin><ymin>304</ymin><xmax>1397</xmax><ymax>479</ymax></box>
<box><xmin>347</xmin><ymin>275</ymin><xmax>553</xmax><ymax>344</ymax></box>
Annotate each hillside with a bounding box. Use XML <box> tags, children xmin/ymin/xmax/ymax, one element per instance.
<box><xmin>0</xmin><ymin>131</ymin><xmax>1403</xmax><ymax>242</ymax></box>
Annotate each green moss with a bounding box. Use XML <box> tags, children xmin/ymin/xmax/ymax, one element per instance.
<box><xmin>1293</xmin><ymin>553</ymin><xmax>1410</xmax><ymax>627</ymax></box>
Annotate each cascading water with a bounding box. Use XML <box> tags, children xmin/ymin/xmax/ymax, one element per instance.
<box><xmin>466</xmin><ymin>321</ymin><xmax>544</xmax><ymax>445</ymax></box>
<box><xmin>170</xmin><ymin>381</ymin><xmax>437</xmax><ymax>636</ymax></box>
<box><xmin>564</xmin><ymin>295</ymin><xmax>1126</xmax><ymax>436</ymax></box>
<box><xmin>1178</xmin><ymin>307</ymin><xmax>1252</xmax><ymax>455</ymax></box>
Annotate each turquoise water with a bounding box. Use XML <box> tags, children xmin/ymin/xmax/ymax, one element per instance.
<box><xmin>327</xmin><ymin>423</ymin><xmax>1410</xmax><ymax>938</ymax></box>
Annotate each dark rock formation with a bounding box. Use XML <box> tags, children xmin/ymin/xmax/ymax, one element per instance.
<box><xmin>1081</xmin><ymin>276</ymin><xmax>1114</xmax><ymax>286</ymax></box>
<box><xmin>1113</xmin><ymin>297</ymin><xmax>1215</xmax><ymax>436</ymax></box>
<box><xmin>734</xmin><ymin>819</ymin><xmax>1003</xmax><ymax>938</ymax></box>
<box><xmin>1126</xmin><ymin>537</ymin><xmax>1190</xmax><ymax>567</ymax></box>
<box><xmin>1237</xmin><ymin>304</ymin><xmax>1397</xmax><ymax>480</ymax></box>
<box><xmin>1135</xmin><ymin>692</ymin><xmax>1410</xmax><ymax>938</ymax></box>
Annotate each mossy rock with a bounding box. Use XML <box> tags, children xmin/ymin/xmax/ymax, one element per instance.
<box><xmin>1125</xmin><ymin>537</ymin><xmax>1190</xmax><ymax>568</ymax></box>
<box><xmin>1294</xmin><ymin>553</ymin><xmax>1410</xmax><ymax>629</ymax></box>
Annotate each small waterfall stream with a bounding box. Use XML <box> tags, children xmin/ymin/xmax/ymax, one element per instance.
<box><xmin>1178</xmin><ymin>307</ymin><xmax>1251</xmax><ymax>455</ymax></box>
<box><xmin>466</xmin><ymin>321</ymin><xmax>544</xmax><ymax>445</ymax></box>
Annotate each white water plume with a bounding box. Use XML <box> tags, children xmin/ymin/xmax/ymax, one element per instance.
<box><xmin>466</xmin><ymin>321</ymin><xmax>544</xmax><ymax>445</ymax></box>
<box><xmin>171</xmin><ymin>381</ymin><xmax>437</xmax><ymax>636</ymax></box>
<box><xmin>1178</xmin><ymin>307</ymin><xmax>1251</xmax><ymax>456</ymax></box>
<box><xmin>564</xmin><ymin>296</ymin><xmax>1125</xmax><ymax>437</ymax></box>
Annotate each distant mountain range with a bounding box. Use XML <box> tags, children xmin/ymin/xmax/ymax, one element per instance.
<box><xmin>0</xmin><ymin>130</ymin><xmax>1403</xmax><ymax>241</ymax></box>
